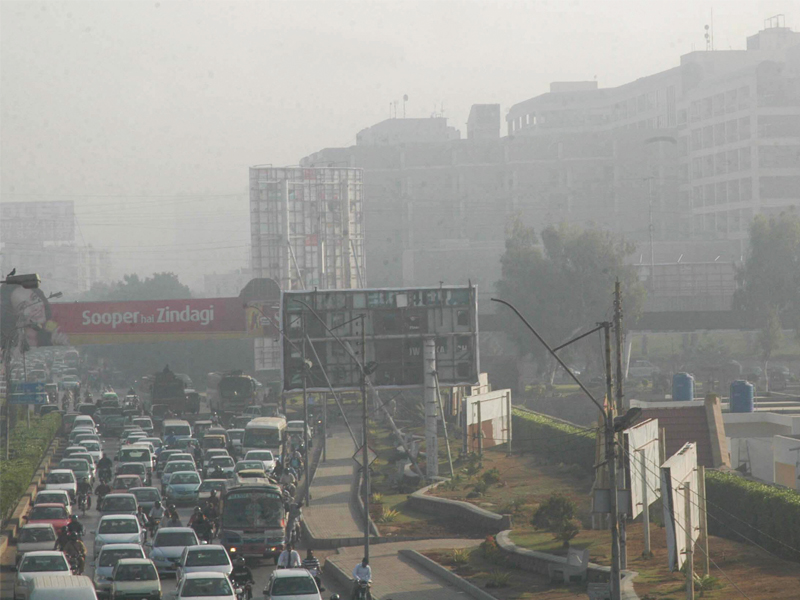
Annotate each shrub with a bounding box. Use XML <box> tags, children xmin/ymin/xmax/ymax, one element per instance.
<box><xmin>377</xmin><ymin>508</ymin><xmax>399</xmax><ymax>523</ymax></box>
<box><xmin>0</xmin><ymin>413</ymin><xmax>62</xmax><ymax>517</ymax></box>
<box><xmin>471</xmin><ymin>480</ymin><xmax>489</xmax><ymax>495</ymax></box>
<box><xmin>705</xmin><ymin>470</ymin><xmax>800</xmax><ymax>562</ymax></box>
<box><xmin>480</xmin><ymin>535</ymin><xmax>503</xmax><ymax>564</ymax></box>
<box><xmin>500</xmin><ymin>497</ymin><xmax>527</xmax><ymax>516</ymax></box>
<box><xmin>452</xmin><ymin>548</ymin><xmax>470</xmax><ymax>566</ymax></box>
<box><xmin>512</xmin><ymin>409</ymin><xmax>595</xmax><ymax>472</ymax></box>
<box><xmin>371</xmin><ymin>493</ymin><xmax>383</xmax><ymax>504</ymax></box>
<box><xmin>486</xmin><ymin>569</ymin><xmax>511</xmax><ymax>588</ymax></box>
<box><xmin>531</xmin><ymin>493</ymin><xmax>581</xmax><ymax>547</ymax></box>
<box><xmin>694</xmin><ymin>575</ymin><xmax>721</xmax><ymax>596</ymax></box>
<box><xmin>482</xmin><ymin>467</ymin><xmax>501</xmax><ymax>485</ymax></box>
<box><xmin>441</xmin><ymin>477</ymin><xmax>461</xmax><ymax>492</ymax></box>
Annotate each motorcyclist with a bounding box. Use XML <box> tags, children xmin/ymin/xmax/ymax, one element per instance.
<box><xmin>95</xmin><ymin>480</ymin><xmax>111</xmax><ymax>507</ymax></box>
<box><xmin>63</xmin><ymin>531</ymin><xmax>87</xmax><ymax>575</ymax></box>
<box><xmin>205</xmin><ymin>489</ymin><xmax>220</xmax><ymax>513</ymax></box>
<box><xmin>136</xmin><ymin>506</ymin><xmax>151</xmax><ymax>536</ymax></box>
<box><xmin>230</xmin><ymin>556</ymin><xmax>254</xmax><ymax>600</ymax></box>
<box><xmin>164</xmin><ymin>504</ymin><xmax>181</xmax><ymax>527</ymax></box>
<box><xmin>208</xmin><ymin>464</ymin><xmax>225</xmax><ymax>480</ymax></box>
<box><xmin>302</xmin><ymin>549</ymin><xmax>324</xmax><ymax>591</ymax></box>
<box><xmin>66</xmin><ymin>514</ymin><xmax>84</xmax><ymax>537</ymax></box>
<box><xmin>279</xmin><ymin>469</ymin><xmax>296</xmax><ymax>488</ymax></box>
<box><xmin>285</xmin><ymin>501</ymin><xmax>303</xmax><ymax>544</ymax></box>
<box><xmin>97</xmin><ymin>453</ymin><xmax>113</xmax><ymax>483</ymax></box>
<box><xmin>149</xmin><ymin>500</ymin><xmax>164</xmax><ymax>523</ymax></box>
<box><xmin>188</xmin><ymin>506</ymin><xmax>204</xmax><ymax>527</ymax></box>
<box><xmin>54</xmin><ymin>526</ymin><xmax>69</xmax><ymax>551</ymax></box>
<box><xmin>351</xmin><ymin>558</ymin><xmax>372</xmax><ymax>600</ymax></box>
<box><xmin>76</xmin><ymin>478</ymin><xmax>93</xmax><ymax>510</ymax></box>
<box><xmin>276</xmin><ymin>543</ymin><xmax>301</xmax><ymax>569</ymax></box>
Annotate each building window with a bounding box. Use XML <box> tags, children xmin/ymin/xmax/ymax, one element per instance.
<box><xmin>704</xmin><ymin>155</ymin><xmax>715</xmax><ymax>177</ymax></box>
<box><xmin>726</xmin><ymin>120</ymin><xmax>739</xmax><ymax>143</ymax></box>
<box><xmin>678</xmin><ymin>136</ymin><xmax>689</xmax><ymax>157</ymax></box>
<box><xmin>725</xmin><ymin>89</ymin><xmax>738</xmax><ymax>113</ymax></box>
<box><xmin>728</xmin><ymin>179</ymin><xmax>740</xmax><ymax>203</ymax></box>
<box><xmin>704</xmin><ymin>183</ymin><xmax>716</xmax><ymax>205</ymax></box>
<box><xmin>703</xmin><ymin>126</ymin><xmax>713</xmax><ymax>149</ymax></box>
<box><xmin>691</xmin><ymin>129</ymin><xmax>702</xmax><ymax>151</ymax></box>
<box><xmin>730</xmin><ymin>210</ymin><xmax>741</xmax><ymax>232</ymax></box>
<box><xmin>693</xmin><ymin>186</ymin><xmax>704</xmax><ymax>208</ymax></box>
<box><xmin>759</xmin><ymin>145</ymin><xmax>800</xmax><ymax>169</ymax></box>
<box><xmin>692</xmin><ymin>158</ymin><xmax>702</xmax><ymax>179</ymax></box>
<box><xmin>738</xmin><ymin>86</ymin><xmax>750</xmax><ymax>110</ymax></box>
<box><xmin>740</xmin><ymin>178</ymin><xmax>753</xmax><ymax>201</ymax></box>
<box><xmin>713</xmin><ymin>93</ymin><xmax>725</xmax><ymax>117</ymax></box>
<box><xmin>716</xmin><ymin>181</ymin><xmax>728</xmax><ymax>204</ymax></box>
<box><xmin>727</xmin><ymin>150</ymin><xmax>739</xmax><ymax>172</ymax></box>
<box><xmin>760</xmin><ymin>176</ymin><xmax>800</xmax><ymax>199</ymax></box>
<box><xmin>739</xmin><ymin>117</ymin><xmax>751</xmax><ymax>139</ymax></box>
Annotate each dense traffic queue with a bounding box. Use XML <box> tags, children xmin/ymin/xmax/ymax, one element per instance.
<box><xmin>12</xmin><ymin>389</ymin><xmax>339</xmax><ymax>600</ymax></box>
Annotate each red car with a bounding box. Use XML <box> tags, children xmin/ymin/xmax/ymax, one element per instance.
<box><xmin>25</xmin><ymin>503</ymin><xmax>70</xmax><ymax>531</ymax></box>
<box><xmin>111</xmin><ymin>474</ymin><xmax>144</xmax><ymax>494</ymax></box>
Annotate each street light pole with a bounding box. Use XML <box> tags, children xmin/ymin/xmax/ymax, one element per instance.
<box><xmin>360</xmin><ymin>314</ymin><xmax>370</xmax><ymax>562</ymax></box>
<box><xmin>301</xmin><ymin>319</ymin><xmax>310</xmax><ymax>507</ymax></box>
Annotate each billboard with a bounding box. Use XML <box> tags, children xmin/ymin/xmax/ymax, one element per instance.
<box><xmin>661</xmin><ymin>442</ymin><xmax>699</xmax><ymax>571</ymax></box>
<box><xmin>0</xmin><ymin>279</ymin><xmax>279</xmax><ymax>351</ymax></box>
<box><xmin>282</xmin><ymin>286</ymin><xmax>479</xmax><ymax>391</ymax></box>
<box><xmin>624</xmin><ymin>418</ymin><xmax>661</xmax><ymax>519</ymax></box>
<box><xmin>0</xmin><ymin>201</ymin><xmax>75</xmax><ymax>243</ymax></box>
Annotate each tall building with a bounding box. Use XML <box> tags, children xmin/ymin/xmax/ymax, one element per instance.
<box><xmin>249</xmin><ymin>166</ymin><xmax>366</xmax><ymax>290</ymax></box>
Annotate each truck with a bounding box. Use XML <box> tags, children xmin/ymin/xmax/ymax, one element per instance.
<box><xmin>212</xmin><ymin>370</ymin><xmax>259</xmax><ymax>417</ymax></box>
<box><xmin>150</xmin><ymin>366</ymin><xmax>187</xmax><ymax>414</ymax></box>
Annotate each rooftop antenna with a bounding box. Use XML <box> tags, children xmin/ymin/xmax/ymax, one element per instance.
<box><xmin>403</xmin><ymin>94</ymin><xmax>408</xmax><ymax>118</ymax></box>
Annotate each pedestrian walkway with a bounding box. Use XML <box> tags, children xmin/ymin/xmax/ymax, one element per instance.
<box><xmin>303</xmin><ymin>430</ymin><xmax>364</xmax><ymax>541</ymax></box>
<box><xmin>327</xmin><ymin>539</ymin><xmax>478</xmax><ymax>600</ymax></box>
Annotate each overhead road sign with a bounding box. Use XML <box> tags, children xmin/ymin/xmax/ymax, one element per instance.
<box><xmin>9</xmin><ymin>382</ymin><xmax>49</xmax><ymax>405</ymax></box>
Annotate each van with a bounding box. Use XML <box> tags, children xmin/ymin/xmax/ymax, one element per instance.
<box><xmin>163</xmin><ymin>419</ymin><xmax>192</xmax><ymax>439</ymax></box>
<box><xmin>28</xmin><ymin>575</ymin><xmax>97</xmax><ymax>600</ymax></box>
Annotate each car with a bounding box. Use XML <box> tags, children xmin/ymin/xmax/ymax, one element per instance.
<box><xmin>147</xmin><ymin>527</ymin><xmax>199</xmax><ymax>575</ymax></box>
<box><xmin>68</xmin><ymin>428</ymin><xmax>95</xmax><ymax>445</ymax></box>
<box><xmin>62</xmin><ymin>414</ymin><xmax>81</xmax><ymax>433</ymax></box>
<box><xmin>112</xmin><ymin>475</ymin><xmax>144</xmax><ymax>494</ymax></box>
<box><xmin>110</xmin><ymin>558</ymin><xmax>161</xmax><ymax>600</ymax></box>
<box><xmin>77</xmin><ymin>440</ymin><xmax>103</xmax><ymax>462</ymax></box>
<box><xmin>286</xmin><ymin>420</ymin><xmax>313</xmax><ymax>440</ymax></box>
<box><xmin>244</xmin><ymin>450</ymin><xmax>276</xmax><ymax>474</ymax></box>
<box><xmin>204</xmin><ymin>456</ymin><xmax>235</xmax><ymax>479</ymax></box>
<box><xmin>142</xmin><ymin>437</ymin><xmax>163</xmax><ymax>451</ymax></box>
<box><xmin>131</xmin><ymin>417</ymin><xmax>154</xmax><ymax>436</ymax></box>
<box><xmin>45</xmin><ymin>469</ymin><xmax>77</xmax><ymax>499</ymax></box>
<box><xmin>94</xmin><ymin>515</ymin><xmax>145</xmax><ymax>559</ymax></box>
<box><xmin>70</xmin><ymin>453</ymin><xmax>97</xmax><ymax>478</ymax></box>
<box><xmin>101</xmin><ymin>416</ymin><xmax>127</xmax><ymax>437</ymax></box>
<box><xmin>204</xmin><ymin>449</ymin><xmax>229</xmax><ymax>462</ymax></box>
<box><xmin>57</xmin><ymin>458</ymin><xmax>94</xmax><ymax>485</ymax></box>
<box><xmin>175</xmin><ymin>544</ymin><xmax>232</xmax><ymax>584</ymax></box>
<box><xmin>628</xmin><ymin>359</ymin><xmax>661</xmax><ymax>379</ymax></box>
<box><xmin>193</xmin><ymin>421</ymin><xmax>214</xmax><ymax>440</ymax></box>
<box><xmin>225</xmin><ymin>429</ymin><xmax>244</xmax><ymax>455</ymax></box>
<box><xmin>264</xmin><ymin>568</ymin><xmax>322</xmax><ymax>600</ymax></box>
<box><xmin>15</xmin><ymin>524</ymin><xmax>57</xmax><ymax>566</ymax></box>
<box><xmin>130</xmin><ymin>487</ymin><xmax>162</xmax><ymax>512</ymax></box>
<box><xmin>170</xmin><ymin>438</ymin><xmax>199</xmax><ymax>452</ymax></box>
<box><xmin>175</xmin><ymin>572</ymin><xmax>235</xmax><ymax>600</ymax></box>
<box><xmin>100</xmin><ymin>493</ymin><xmax>139</xmax><ymax>516</ymax></box>
<box><xmin>197</xmin><ymin>479</ymin><xmax>228</xmax><ymax>502</ymax></box>
<box><xmin>77</xmin><ymin>403</ymin><xmax>98</xmax><ymax>417</ymax></box>
<box><xmin>93</xmin><ymin>544</ymin><xmax>146</xmax><ymax>598</ymax></box>
<box><xmin>123</xmin><ymin>432</ymin><xmax>148</xmax><ymax>446</ymax></box>
<box><xmin>64</xmin><ymin>446</ymin><xmax>88</xmax><ymax>459</ymax></box>
<box><xmin>229</xmin><ymin>416</ymin><xmax>253</xmax><ymax>430</ymax></box>
<box><xmin>24</xmin><ymin>504</ymin><xmax>70</xmax><ymax>532</ymax></box>
<box><xmin>33</xmin><ymin>490</ymin><xmax>72</xmax><ymax>514</ymax></box>
<box><xmin>73</xmin><ymin>432</ymin><xmax>101</xmax><ymax>446</ymax></box>
<box><xmin>72</xmin><ymin>416</ymin><xmax>96</xmax><ymax>432</ymax></box>
<box><xmin>242</xmin><ymin>406</ymin><xmax>263</xmax><ymax>418</ymax></box>
<box><xmin>161</xmin><ymin>461</ymin><xmax>197</xmax><ymax>487</ymax></box>
<box><xmin>165</xmin><ymin>471</ymin><xmax>202</xmax><ymax>504</ymax></box>
<box><xmin>14</xmin><ymin>551</ymin><xmax>72</xmax><ymax>600</ymax></box>
<box><xmin>233</xmin><ymin>460</ymin><xmax>265</xmax><ymax>475</ymax></box>
<box><xmin>166</xmin><ymin>453</ymin><xmax>196</xmax><ymax>466</ymax></box>
<box><xmin>116</xmin><ymin>463</ymin><xmax>150</xmax><ymax>486</ymax></box>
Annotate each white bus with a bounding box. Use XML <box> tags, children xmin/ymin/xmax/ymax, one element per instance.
<box><xmin>242</xmin><ymin>417</ymin><xmax>286</xmax><ymax>457</ymax></box>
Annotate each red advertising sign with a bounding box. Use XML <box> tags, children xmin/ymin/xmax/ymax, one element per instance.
<box><xmin>1</xmin><ymin>278</ymin><xmax>281</xmax><ymax>349</ymax></box>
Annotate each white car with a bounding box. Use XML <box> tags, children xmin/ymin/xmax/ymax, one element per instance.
<box><xmin>111</xmin><ymin>558</ymin><xmax>161</xmax><ymax>600</ymax></box>
<box><xmin>33</xmin><ymin>489</ymin><xmax>73</xmax><ymax>514</ymax></box>
<box><xmin>131</xmin><ymin>417</ymin><xmax>155</xmax><ymax>436</ymax></box>
<box><xmin>147</xmin><ymin>527</ymin><xmax>199</xmax><ymax>575</ymax></box>
<box><xmin>93</xmin><ymin>543</ymin><xmax>146</xmax><ymax>598</ymax></box>
<box><xmin>14</xmin><ymin>551</ymin><xmax>72</xmax><ymax>600</ymax></box>
<box><xmin>15</xmin><ymin>524</ymin><xmax>57</xmax><ymax>566</ymax></box>
<box><xmin>45</xmin><ymin>469</ymin><xmax>77</xmax><ymax>499</ymax></box>
<box><xmin>176</xmin><ymin>545</ymin><xmax>232</xmax><ymax>584</ymax></box>
<box><xmin>78</xmin><ymin>439</ymin><xmax>103</xmax><ymax>462</ymax></box>
<box><xmin>93</xmin><ymin>514</ymin><xmax>145</xmax><ymax>559</ymax></box>
<box><xmin>244</xmin><ymin>450</ymin><xmax>276</xmax><ymax>474</ymax></box>
<box><xmin>628</xmin><ymin>359</ymin><xmax>661</xmax><ymax>378</ymax></box>
<box><xmin>176</xmin><ymin>572</ymin><xmax>235</xmax><ymax>600</ymax></box>
<box><xmin>264</xmin><ymin>568</ymin><xmax>322</xmax><ymax>600</ymax></box>
<box><xmin>161</xmin><ymin>461</ymin><xmax>197</xmax><ymax>486</ymax></box>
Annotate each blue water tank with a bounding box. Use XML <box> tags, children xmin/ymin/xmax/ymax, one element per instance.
<box><xmin>730</xmin><ymin>380</ymin><xmax>755</xmax><ymax>413</ymax></box>
<box><xmin>672</xmin><ymin>372</ymin><xmax>695</xmax><ymax>401</ymax></box>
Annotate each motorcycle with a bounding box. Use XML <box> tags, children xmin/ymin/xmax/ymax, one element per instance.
<box><xmin>233</xmin><ymin>582</ymin><xmax>253</xmax><ymax>600</ymax></box>
<box><xmin>353</xmin><ymin>579</ymin><xmax>371</xmax><ymax>600</ymax></box>
<box><xmin>99</xmin><ymin>467</ymin><xmax>113</xmax><ymax>485</ymax></box>
<box><xmin>77</xmin><ymin>491</ymin><xmax>90</xmax><ymax>514</ymax></box>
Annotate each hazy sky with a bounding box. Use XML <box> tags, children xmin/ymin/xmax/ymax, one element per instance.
<box><xmin>1</xmin><ymin>0</ymin><xmax>796</xmax><ymax>287</ymax></box>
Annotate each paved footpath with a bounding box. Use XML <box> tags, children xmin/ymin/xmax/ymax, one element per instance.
<box><xmin>304</xmin><ymin>430</ymin><xmax>365</xmax><ymax>540</ymax></box>
<box><xmin>328</xmin><ymin>539</ymin><xmax>478</xmax><ymax>600</ymax></box>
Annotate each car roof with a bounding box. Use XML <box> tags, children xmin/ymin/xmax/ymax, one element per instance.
<box><xmin>116</xmin><ymin>558</ymin><xmax>153</xmax><ymax>565</ymax></box>
<box><xmin>157</xmin><ymin>527</ymin><xmax>195</xmax><ymax>534</ymax></box>
<box><xmin>171</xmin><ymin>470</ymin><xmax>200</xmax><ymax>477</ymax></box>
<box><xmin>22</xmin><ymin>551</ymin><xmax>65</xmax><ymax>557</ymax></box>
<box><xmin>32</xmin><ymin>503</ymin><xmax>65</xmax><ymax>508</ymax></box>
<box><xmin>271</xmin><ymin>568</ymin><xmax>314</xmax><ymax>578</ymax></box>
<box><xmin>116</xmin><ymin>474</ymin><xmax>142</xmax><ymax>479</ymax></box>
<box><xmin>186</xmin><ymin>544</ymin><xmax>225</xmax><ymax>552</ymax></box>
<box><xmin>104</xmin><ymin>493</ymin><xmax>136</xmax><ymax>499</ymax></box>
<box><xmin>49</xmin><ymin>469</ymin><xmax>75</xmax><ymax>475</ymax></box>
<box><xmin>226</xmin><ymin>429</ymin><xmax>243</xmax><ymax>433</ymax></box>
<box><xmin>99</xmin><ymin>514</ymin><xmax>138</xmax><ymax>521</ymax></box>
<box><xmin>99</xmin><ymin>543</ymin><xmax>144</xmax><ymax>552</ymax></box>
<box><xmin>184</xmin><ymin>571</ymin><xmax>228</xmax><ymax>579</ymax></box>
<box><xmin>37</xmin><ymin>490</ymin><xmax>68</xmax><ymax>496</ymax></box>
<box><xmin>21</xmin><ymin>523</ymin><xmax>57</xmax><ymax>529</ymax></box>
<box><xmin>130</xmin><ymin>487</ymin><xmax>159</xmax><ymax>493</ymax></box>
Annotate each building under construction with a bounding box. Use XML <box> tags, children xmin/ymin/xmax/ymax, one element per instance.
<box><xmin>249</xmin><ymin>166</ymin><xmax>366</xmax><ymax>290</ymax></box>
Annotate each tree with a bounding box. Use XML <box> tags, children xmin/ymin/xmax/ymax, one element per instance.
<box><xmin>759</xmin><ymin>308</ymin><xmax>783</xmax><ymax>392</ymax></box>
<box><xmin>496</xmin><ymin>216</ymin><xmax>646</xmax><ymax>379</ymax></box>
<box><xmin>81</xmin><ymin>272</ymin><xmax>191</xmax><ymax>302</ymax></box>
<box><xmin>531</xmin><ymin>493</ymin><xmax>581</xmax><ymax>547</ymax></box>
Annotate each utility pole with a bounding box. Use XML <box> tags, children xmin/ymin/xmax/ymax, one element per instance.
<box><xmin>604</xmin><ymin>321</ymin><xmax>622</xmax><ymax>600</ymax></box>
<box><xmin>423</xmin><ymin>337</ymin><xmax>438</xmax><ymax>478</ymax></box>
<box><xmin>322</xmin><ymin>392</ymin><xmax>328</xmax><ymax>463</ymax></box>
<box><xmin>684</xmin><ymin>481</ymin><xmax>695</xmax><ymax>600</ymax></box>
<box><xmin>301</xmin><ymin>319</ymin><xmax>310</xmax><ymax>507</ymax></box>
<box><xmin>360</xmin><ymin>315</ymin><xmax>370</xmax><ymax>561</ymax></box>
<box><xmin>614</xmin><ymin>281</ymin><xmax>627</xmax><ymax>569</ymax></box>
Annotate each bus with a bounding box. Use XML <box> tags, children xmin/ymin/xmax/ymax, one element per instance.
<box><xmin>242</xmin><ymin>417</ymin><xmax>286</xmax><ymax>457</ymax></box>
<box><xmin>219</xmin><ymin>480</ymin><xmax>285</xmax><ymax>561</ymax></box>
<box><xmin>64</xmin><ymin>350</ymin><xmax>80</xmax><ymax>369</ymax></box>
<box><xmin>163</xmin><ymin>419</ymin><xmax>192</xmax><ymax>439</ymax></box>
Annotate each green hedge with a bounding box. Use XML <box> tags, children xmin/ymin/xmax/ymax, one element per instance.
<box><xmin>705</xmin><ymin>470</ymin><xmax>800</xmax><ymax>562</ymax></box>
<box><xmin>0</xmin><ymin>412</ymin><xmax>62</xmax><ymax>517</ymax></box>
<box><xmin>512</xmin><ymin>408</ymin><xmax>595</xmax><ymax>472</ymax></box>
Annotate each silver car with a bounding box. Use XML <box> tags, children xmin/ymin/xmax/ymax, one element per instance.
<box><xmin>176</xmin><ymin>545</ymin><xmax>232</xmax><ymax>585</ymax></box>
<box><xmin>14</xmin><ymin>551</ymin><xmax>71</xmax><ymax>600</ymax></box>
<box><xmin>15</xmin><ymin>524</ymin><xmax>56</xmax><ymax>566</ymax></box>
<box><xmin>93</xmin><ymin>544</ymin><xmax>146</xmax><ymax>598</ymax></box>
<box><xmin>147</xmin><ymin>527</ymin><xmax>199</xmax><ymax>575</ymax></box>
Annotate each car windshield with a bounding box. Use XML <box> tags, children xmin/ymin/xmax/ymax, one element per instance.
<box><xmin>120</xmin><ymin>449</ymin><xmax>149</xmax><ymax>461</ymax></box>
<box><xmin>103</xmin><ymin>497</ymin><xmax>135</xmax><ymax>511</ymax></box>
<box><xmin>235</xmin><ymin>462</ymin><xmax>262</xmax><ymax>471</ymax></box>
<box><xmin>199</xmin><ymin>481</ymin><xmax>225</xmax><ymax>492</ymax></box>
<box><xmin>99</xmin><ymin>518</ymin><xmax>138</xmax><ymax>533</ymax></box>
<box><xmin>186</xmin><ymin>549</ymin><xmax>228</xmax><ymax>566</ymax></box>
<box><xmin>181</xmin><ymin>577</ymin><xmax>232</xmax><ymax>597</ymax></box>
<box><xmin>171</xmin><ymin>473</ymin><xmax>200</xmax><ymax>484</ymax></box>
<box><xmin>248</xmin><ymin>451</ymin><xmax>273</xmax><ymax>460</ymax></box>
<box><xmin>155</xmin><ymin>531</ymin><xmax>197</xmax><ymax>547</ymax></box>
<box><xmin>30</xmin><ymin>506</ymin><xmax>67</xmax><ymax>520</ymax></box>
<box><xmin>116</xmin><ymin>563</ymin><xmax>158</xmax><ymax>581</ymax></box>
<box><xmin>18</xmin><ymin>528</ymin><xmax>55</xmax><ymax>543</ymax></box>
<box><xmin>99</xmin><ymin>548</ymin><xmax>144</xmax><ymax>567</ymax></box>
<box><xmin>165</xmin><ymin>462</ymin><xmax>193</xmax><ymax>473</ymax></box>
<box><xmin>133</xmin><ymin>489</ymin><xmax>159</xmax><ymax>501</ymax></box>
<box><xmin>36</xmin><ymin>494</ymin><xmax>66</xmax><ymax>505</ymax></box>
<box><xmin>209</xmin><ymin>458</ymin><xmax>234</xmax><ymax>468</ymax></box>
<box><xmin>120</xmin><ymin>465</ymin><xmax>145</xmax><ymax>475</ymax></box>
<box><xmin>60</xmin><ymin>460</ymin><xmax>88</xmax><ymax>471</ymax></box>
<box><xmin>81</xmin><ymin>442</ymin><xmax>101</xmax><ymax>451</ymax></box>
<box><xmin>113</xmin><ymin>478</ymin><xmax>139</xmax><ymax>490</ymax></box>
<box><xmin>271</xmin><ymin>576</ymin><xmax>318</xmax><ymax>596</ymax></box>
<box><xmin>228</xmin><ymin>431</ymin><xmax>243</xmax><ymax>441</ymax></box>
<box><xmin>21</xmin><ymin>555</ymin><xmax>69</xmax><ymax>572</ymax></box>
<box><xmin>48</xmin><ymin>472</ymin><xmax>75</xmax><ymax>484</ymax></box>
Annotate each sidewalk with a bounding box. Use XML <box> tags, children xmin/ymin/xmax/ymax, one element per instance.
<box><xmin>303</xmin><ymin>430</ymin><xmax>365</xmax><ymax>543</ymax></box>
<box><xmin>326</xmin><ymin>539</ymin><xmax>478</xmax><ymax>600</ymax></box>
